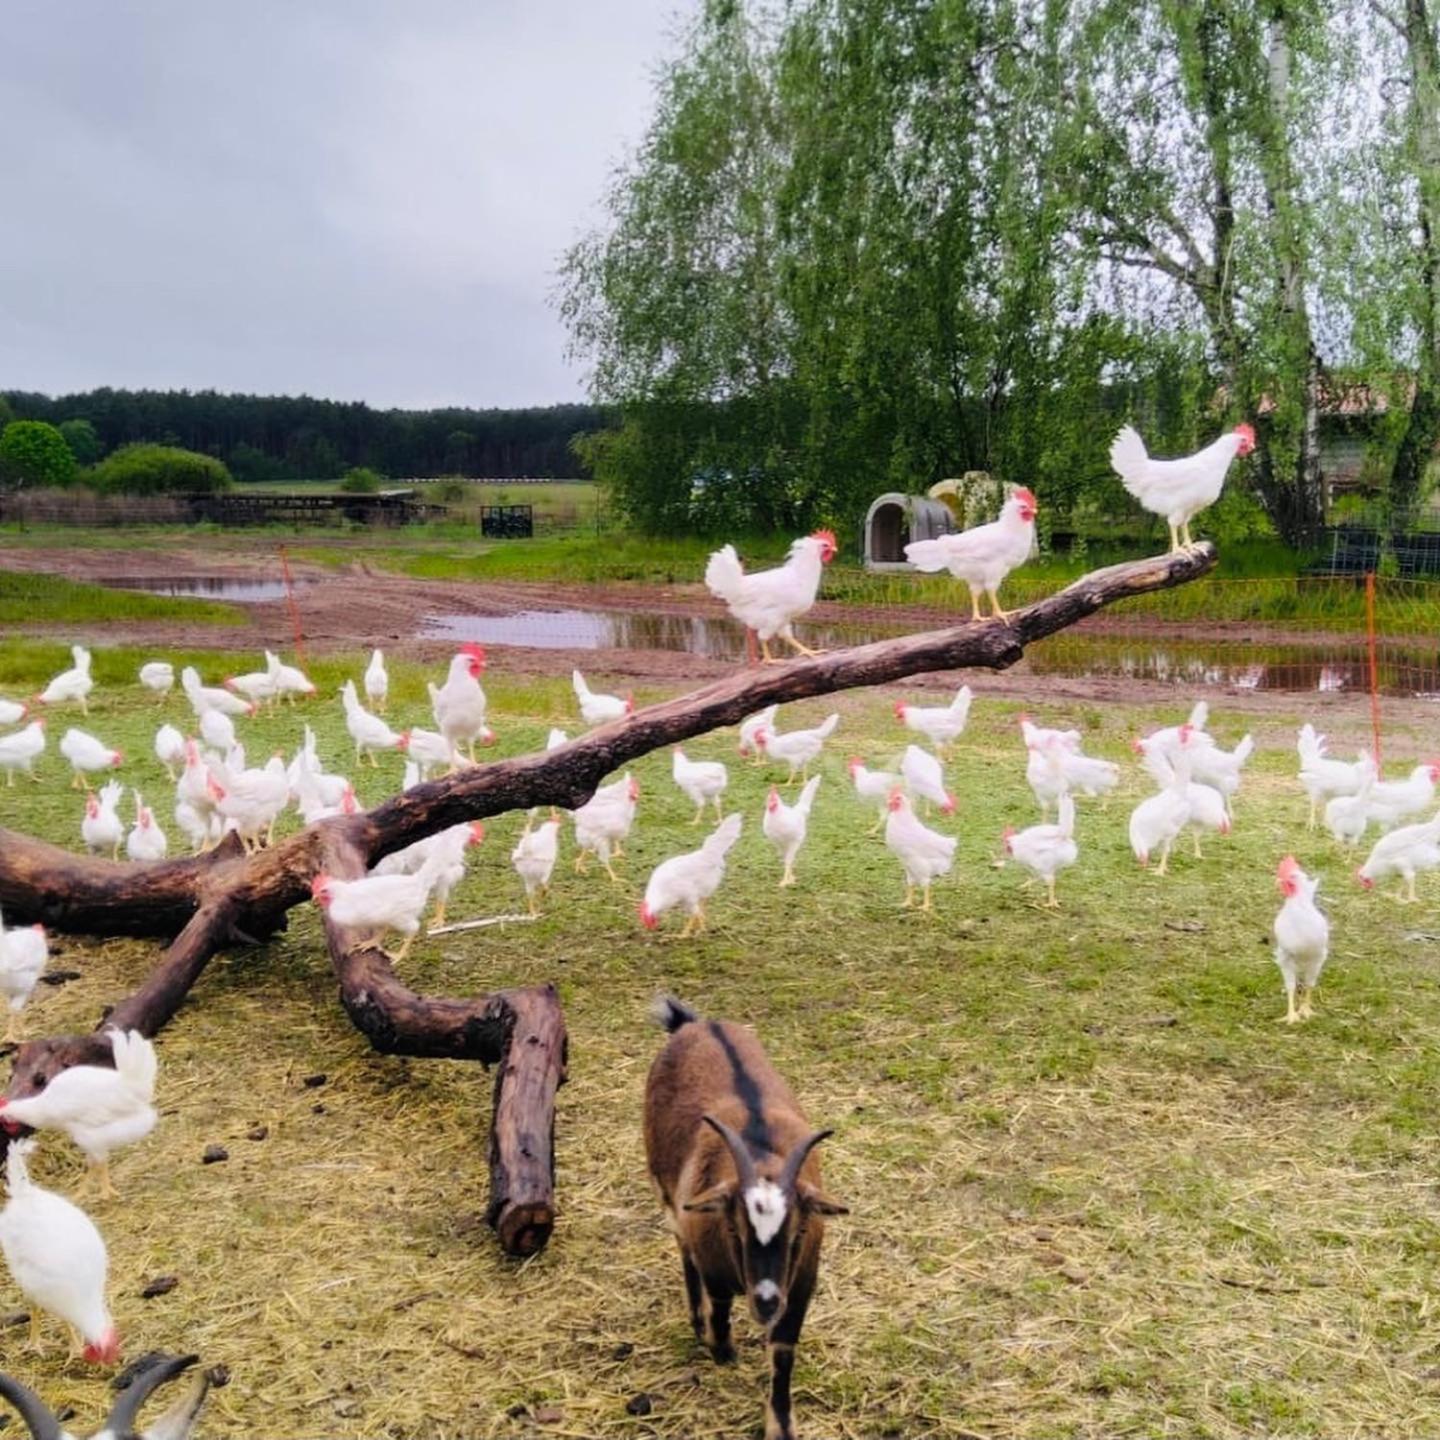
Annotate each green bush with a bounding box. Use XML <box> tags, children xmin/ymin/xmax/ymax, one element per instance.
<box><xmin>0</xmin><ymin>420</ymin><xmax>76</xmax><ymax>489</ymax></box>
<box><xmin>88</xmin><ymin>443</ymin><xmax>232</xmax><ymax>495</ymax></box>
<box><xmin>58</xmin><ymin>418</ymin><xmax>103</xmax><ymax>465</ymax></box>
<box><xmin>339</xmin><ymin>466</ymin><xmax>383</xmax><ymax>494</ymax></box>
<box><xmin>432</xmin><ymin>479</ymin><xmax>469</xmax><ymax>502</ymax></box>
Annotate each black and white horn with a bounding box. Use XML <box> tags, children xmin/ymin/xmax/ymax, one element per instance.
<box><xmin>102</xmin><ymin>1353</ymin><xmax>199</xmax><ymax>1440</ymax></box>
<box><xmin>777</xmin><ymin>1127</ymin><xmax>833</xmax><ymax>1197</ymax></box>
<box><xmin>0</xmin><ymin>1372</ymin><xmax>63</xmax><ymax>1440</ymax></box>
<box><xmin>701</xmin><ymin>1114</ymin><xmax>759</xmax><ymax>1192</ymax></box>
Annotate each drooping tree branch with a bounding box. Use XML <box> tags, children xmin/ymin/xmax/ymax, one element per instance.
<box><xmin>0</xmin><ymin>544</ymin><xmax>1217</xmax><ymax>1253</ymax></box>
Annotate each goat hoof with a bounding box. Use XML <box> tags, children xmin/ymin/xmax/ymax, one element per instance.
<box><xmin>710</xmin><ymin>1340</ymin><xmax>737</xmax><ymax>1365</ymax></box>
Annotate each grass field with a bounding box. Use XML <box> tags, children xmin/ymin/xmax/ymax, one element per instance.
<box><xmin>0</xmin><ymin>572</ymin><xmax>242</xmax><ymax>627</ymax></box>
<box><xmin>0</xmin><ymin>642</ymin><xmax>1437</xmax><ymax>1438</ymax></box>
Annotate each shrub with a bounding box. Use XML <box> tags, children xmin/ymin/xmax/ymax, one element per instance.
<box><xmin>433</xmin><ymin>479</ymin><xmax>469</xmax><ymax>502</ymax></box>
<box><xmin>0</xmin><ymin>420</ymin><xmax>76</xmax><ymax>490</ymax></box>
<box><xmin>339</xmin><ymin>466</ymin><xmax>383</xmax><ymax>494</ymax></box>
<box><xmin>58</xmin><ymin>418</ymin><xmax>103</xmax><ymax>465</ymax></box>
<box><xmin>88</xmin><ymin>443</ymin><xmax>232</xmax><ymax>495</ymax></box>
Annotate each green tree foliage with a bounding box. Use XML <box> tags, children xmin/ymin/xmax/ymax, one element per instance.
<box><xmin>0</xmin><ymin>420</ymin><xmax>76</xmax><ymax>490</ymax></box>
<box><xmin>88</xmin><ymin>443</ymin><xmax>232</xmax><ymax>495</ymax></box>
<box><xmin>57</xmin><ymin>418</ymin><xmax>102</xmax><ymax>466</ymax></box>
<box><xmin>0</xmin><ymin>395</ymin><xmax>13</xmax><ymax>432</ymax></box>
<box><xmin>227</xmin><ymin>442</ymin><xmax>282</xmax><ymax>483</ymax></box>
<box><xmin>338</xmin><ymin>466</ymin><xmax>384</xmax><ymax>494</ymax></box>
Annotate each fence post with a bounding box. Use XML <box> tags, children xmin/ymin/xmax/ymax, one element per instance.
<box><xmin>277</xmin><ymin>544</ymin><xmax>307</xmax><ymax>667</ymax></box>
<box><xmin>1365</xmin><ymin>571</ymin><xmax>1382</xmax><ymax>771</ymax></box>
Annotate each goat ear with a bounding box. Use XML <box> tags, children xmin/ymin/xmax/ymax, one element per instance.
<box><xmin>682</xmin><ymin>1183</ymin><xmax>735</xmax><ymax>1214</ymax></box>
<box><xmin>798</xmin><ymin>1182</ymin><xmax>849</xmax><ymax>1217</ymax></box>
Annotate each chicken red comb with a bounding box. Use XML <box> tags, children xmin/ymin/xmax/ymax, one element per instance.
<box><xmin>1234</xmin><ymin>422</ymin><xmax>1256</xmax><ymax>444</ymax></box>
<box><xmin>1276</xmin><ymin>855</ymin><xmax>1300</xmax><ymax>878</ymax></box>
<box><xmin>1012</xmin><ymin>486</ymin><xmax>1038</xmax><ymax>509</ymax></box>
<box><xmin>461</xmin><ymin>643</ymin><xmax>486</xmax><ymax>661</ymax></box>
<box><xmin>810</xmin><ymin>528</ymin><xmax>837</xmax><ymax>548</ymax></box>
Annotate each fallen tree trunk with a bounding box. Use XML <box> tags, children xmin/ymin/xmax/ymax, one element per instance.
<box><xmin>0</xmin><ymin>544</ymin><xmax>1216</xmax><ymax>1254</ymax></box>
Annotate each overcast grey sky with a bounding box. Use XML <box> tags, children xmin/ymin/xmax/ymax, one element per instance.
<box><xmin>0</xmin><ymin>1</ymin><xmax>682</xmax><ymax>409</ymax></box>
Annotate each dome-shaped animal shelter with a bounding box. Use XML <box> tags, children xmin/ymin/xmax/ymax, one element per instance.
<box><xmin>862</xmin><ymin>492</ymin><xmax>957</xmax><ymax>571</ymax></box>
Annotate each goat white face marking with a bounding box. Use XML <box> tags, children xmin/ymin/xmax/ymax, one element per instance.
<box><xmin>745</xmin><ymin>1180</ymin><xmax>788</xmax><ymax>1246</ymax></box>
<box><xmin>755</xmin><ymin>1278</ymin><xmax>780</xmax><ymax>1303</ymax></box>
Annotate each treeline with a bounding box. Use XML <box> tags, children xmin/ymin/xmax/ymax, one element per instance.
<box><xmin>0</xmin><ymin>388</ymin><xmax>610</xmax><ymax>481</ymax></box>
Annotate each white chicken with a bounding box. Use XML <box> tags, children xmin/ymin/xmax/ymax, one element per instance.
<box><xmin>1128</xmin><ymin>749</ymin><xmax>1193</xmax><ymax>874</ymax></box>
<box><xmin>398</xmin><ymin>726</ymin><xmax>456</xmax><ymax>780</ymax></box>
<box><xmin>1364</xmin><ymin>762</ymin><xmax>1440</xmax><ymax>832</ymax></box>
<box><xmin>1025</xmin><ymin>738</ymin><xmax>1069</xmax><ymax>820</ymax></box>
<box><xmin>430</xmin><ymin>647</ymin><xmax>493</xmax><ymax>761</ymax></box>
<box><xmin>754</xmin><ymin>712</ymin><xmax>839</xmax><ymax>785</ymax></box>
<box><xmin>125</xmin><ymin>791</ymin><xmax>169</xmax><ymax>862</ymax></box>
<box><xmin>737</xmin><ymin>704</ymin><xmax>778</xmax><ymax>765</ymax></box>
<box><xmin>1357</xmin><ymin>811</ymin><xmax>1440</xmax><ymax>902</ymax></box>
<box><xmin>224</xmin><ymin>665</ymin><xmax>278</xmax><ymax>709</ymax></box>
<box><xmin>1018</xmin><ymin>713</ymin><xmax>1082</xmax><ymax>754</ymax></box>
<box><xmin>894</xmin><ymin>685</ymin><xmax>973</xmax><ymax>757</ymax></box>
<box><xmin>900</xmin><ymin>742</ymin><xmax>954</xmax><ymax>815</ymax></box>
<box><xmin>573</xmin><ymin>773</ymin><xmax>640</xmax><ymax>882</ymax></box>
<box><xmin>372</xmin><ymin>821</ymin><xmax>483</xmax><ymax>928</ymax></box>
<box><xmin>0</xmin><ymin>720</ymin><xmax>46</xmax><ymax>786</ymax></box>
<box><xmin>175</xmin><ymin>741</ymin><xmax>218</xmax><ymax>830</ymax></box>
<box><xmin>0</xmin><ymin>1139</ymin><xmax>119</xmax><ymax>1364</ymax></box>
<box><xmin>1297</xmin><ymin>725</ymin><xmax>1372</xmax><ymax>829</ymax></box>
<box><xmin>639</xmin><ymin>813</ymin><xmax>743</xmax><ymax>937</ymax></box>
<box><xmin>153</xmin><ymin>723</ymin><xmax>186</xmax><ymax>781</ymax></box>
<box><xmin>762</xmin><ymin>776</ymin><xmax>820</xmax><ymax>888</ymax></box>
<box><xmin>311</xmin><ymin>860</ymin><xmax>444</xmax><ymax>961</ymax></box>
<box><xmin>80</xmin><ymin>781</ymin><xmax>125</xmax><ymax>860</ymax></box>
<box><xmin>672</xmin><ymin>748</ymin><xmax>729</xmax><ymax>825</ymax></box>
<box><xmin>198</xmin><ymin>706</ymin><xmax>236</xmax><ymax>756</ymax></box>
<box><xmin>264</xmin><ymin>649</ymin><xmax>316</xmax><ymax>702</ymax></box>
<box><xmin>1323</xmin><ymin>754</ymin><xmax>1378</xmax><ymax>845</ymax></box>
<box><xmin>0</xmin><ymin>911</ymin><xmax>48</xmax><ymax>1043</ymax></box>
<box><xmin>287</xmin><ymin>725</ymin><xmax>349</xmax><ymax>810</ymax></box>
<box><xmin>341</xmin><ymin>680</ymin><xmax>402</xmax><ymax>767</ymax></box>
<box><xmin>1134</xmin><ymin>701</ymin><xmax>1211</xmax><ymax>767</ymax></box>
<box><xmin>704</xmin><ymin>531</ymin><xmax>838</xmax><ymax>663</ymax></box>
<box><xmin>572</xmin><ymin>668</ymin><xmax>633</xmax><ymax>728</ymax></box>
<box><xmin>173</xmin><ymin>798</ymin><xmax>219</xmax><ymax>854</ymax></box>
<box><xmin>295</xmin><ymin>771</ymin><xmax>360</xmax><ymax>825</ymax></box>
<box><xmin>848</xmin><ymin>757</ymin><xmax>900</xmax><ymax>835</ymax></box>
<box><xmin>1187</xmin><ymin>733</ymin><xmax>1254</xmax><ymax>816</ymax></box>
<box><xmin>1109</xmin><ymin>422</ymin><xmax>1255</xmax><ymax>551</ymax></box>
<box><xmin>512</xmin><ymin>815</ymin><xmax>562</xmax><ymax>917</ymax></box>
<box><xmin>884</xmin><ymin>790</ymin><xmax>956</xmax><ymax>911</ymax></box>
<box><xmin>1273</xmin><ymin>856</ymin><xmax>1329</xmax><ymax>1024</ymax></box>
<box><xmin>0</xmin><ymin>697</ymin><xmax>28</xmax><ymax>727</ymax></box>
<box><xmin>206</xmin><ymin>754</ymin><xmax>290</xmax><ymax>852</ymax></box>
<box><xmin>36</xmin><ymin>645</ymin><xmax>94</xmax><ymax>715</ymax></box>
<box><xmin>1136</xmin><ymin>735</ymin><xmax>1231</xmax><ymax>857</ymax></box>
<box><xmin>904</xmin><ymin>488</ymin><xmax>1038</xmax><ymax>621</ymax></box>
<box><xmin>1003</xmin><ymin>792</ymin><xmax>1078</xmax><ymax>908</ymax></box>
<box><xmin>137</xmin><ymin>661</ymin><xmax>173</xmax><ymax>702</ymax></box>
<box><xmin>365</xmin><ymin>648</ymin><xmax>389</xmax><ymax>712</ymax></box>
<box><xmin>60</xmin><ymin>728</ymin><xmax>122</xmax><ymax>789</ymax></box>
<box><xmin>180</xmin><ymin>666</ymin><xmax>253</xmax><ymax>720</ymax></box>
<box><xmin>0</xmin><ymin>1029</ymin><xmax>158</xmax><ymax>1199</ymax></box>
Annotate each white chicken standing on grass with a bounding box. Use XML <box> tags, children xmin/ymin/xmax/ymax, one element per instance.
<box><xmin>0</xmin><ymin>720</ymin><xmax>45</xmax><ymax>786</ymax></box>
<box><xmin>126</xmin><ymin>791</ymin><xmax>169</xmax><ymax>862</ymax></box>
<box><xmin>1135</xmin><ymin>735</ymin><xmax>1231</xmax><ymax>858</ymax></box>
<box><xmin>372</xmin><ymin>821</ymin><xmax>484</xmax><ymax>928</ymax></box>
<box><xmin>198</xmin><ymin>705</ymin><xmax>237</xmax><ymax>756</ymax></box>
<box><xmin>180</xmin><ymin>666</ymin><xmax>253</xmax><ymax>720</ymax></box>
<box><xmin>884</xmin><ymin>790</ymin><xmax>956</xmax><ymax>912</ymax></box>
<box><xmin>397</xmin><ymin>726</ymin><xmax>457</xmax><ymax>780</ymax></box>
<box><xmin>894</xmin><ymin>684</ymin><xmax>973</xmax><ymax>757</ymax></box>
<box><xmin>573</xmin><ymin>773</ymin><xmax>640</xmax><ymax>882</ymax></box>
<box><xmin>512</xmin><ymin>814</ymin><xmax>562</xmax><ymax>917</ymax></box>
<box><xmin>1129</xmin><ymin>737</ymin><xmax>1195</xmax><ymax>873</ymax></box>
<box><xmin>904</xmin><ymin>487</ymin><xmax>1038</xmax><ymax>621</ymax></box>
<box><xmin>0</xmin><ymin>1139</ymin><xmax>119</xmax><ymax>1364</ymax></box>
<box><xmin>1357</xmin><ymin>811</ymin><xmax>1440</xmax><ymax>902</ymax></box>
<box><xmin>639</xmin><ymin>813</ymin><xmax>743</xmax><ymax>937</ymax></box>
<box><xmin>737</xmin><ymin>704</ymin><xmax>778</xmax><ymax>764</ymax></box>
<box><xmin>900</xmin><ymin>743</ymin><xmax>954</xmax><ymax>816</ymax></box>
<box><xmin>1109</xmin><ymin>422</ymin><xmax>1255</xmax><ymax>552</ymax></box>
<box><xmin>35</xmin><ymin>645</ymin><xmax>94</xmax><ymax>715</ymax></box>
<box><xmin>80</xmin><ymin>781</ymin><xmax>125</xmax><ymax>860</ymax></box>
<box><xmin>365</xmin><ymin>648</ymin><xmax>389</xmax><ymax>713</ymax></box>
<box><xmin>754</xmin><ymin>713</ymin><xmax>839</xmax><ymax>785</ymax></box>
<box><xmin>704</xmin><ymin>530</ymin><xmax>838</xmax><ymax>663</ymax></box>
<box><xmin>763</xmin><ymin>776</ymin><xmax>821</xmax><ymax>888</ymax></box>
<box><xmin>1324</xmin><ymin>754</ymin><xmax>1378</xmax><ymax>846</ymax></box>
<box><xmin>431</xmin><ymin>646</ymin><xmax>493</xmax><ymax>761</ymax></box>
<box><xmin>1364</xmin><ymin>762</ymin><xmax>1440</xmax><ymax>832</ymax></box>
<box><xmin>0</xmin><ymin>912</ymin><xmax>48</xmax><ymax>1043</ymax></box>
<box><xmin>224</xmin><ymin>663</ymin><xmax>278</xmax><ymax>709</ymax></box>
<box><xmin>848</xmin><ymin>757</ymin><xmax>900</xmax><ymax>835</ymax></box>
<box><xmin>341</xmin><ymin>680</ymin><xmax>402</xmax><ymax>768</ymax></box>
<box><xmin>1297</xmin><ymin>724</ymin><xmax>1373</xmax><ymax>830</ymax></box>
<box><xmin>1273</xmin><ymin>856</ymin><xmax>1329</xmax><ymax>1024</ymax></box>
<box><xmin>264</xmin><ymin>650</ymin><xmax>317</xmax><ymax>703</ymax></box>
<box><xmin>1003</xmin><ymin>792</ymin><xmax>1079</xmax><ymax>908</ymax></box>
<box><xmin>137</xmin><ymin>661</ymin><xmax>173</xmax><ymax>702</ymax></box>
<box><xmin>0</xmin><ymin>697</ymin><xmax>28</xmax><ymax>727</ymax></box>
<box><xmin>153</xmin><ymin>723</ymin><xmax>186</xmax><ymax>781</ymax></box>
<box><xmin>672</xmin><ymin>747</ymin><xmax>728</xmax><ymax>825</ymax></box>
<box><xmin>0</xmin><ymin>1030</ymin><xmax>158</xmax><ymax>1200</ymax></box>
<box><xmin>572</xmin><ymin>668</ymin><xmax>633</xmax><ymax>728</ymax></box>
<box><xmin>59</xmin><ymin>728</ymin><xmax>122</xmax><ymax>789</ymax></box>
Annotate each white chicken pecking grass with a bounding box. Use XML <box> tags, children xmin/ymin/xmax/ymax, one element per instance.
<box><xmin>1364</xmin><ymin>762</ymin><xmax>1440</xmax><ymax>832</ymax></box>
<box><xmin>1357</xmin><ymin>810</ymin><xmax>1440</xmax><ymax>902</ymax></box>
<box><xmin>264</xmin><ymin>650</ymin><xmax>316</xmax><ymax>703</ymax></box>
<box><xmin>1003</xmin><ymin>791</ymin><xmax>1079</xmax><ymax>908</ymax></box>
<box><xmin>372</xmin><ymin>821</ymin><xmax>484</xmax><ymax>928</ymax></box>
<box><xmin>0</xmin><ymin>720</ymin><xmax>45</xmax><ymax>787</ymax></box>
<box><xmin>0</xmin><ymin>1139</ymin><xmax>119</xmax><ymax>1364</ymax></box>
<box><xmin>206</xmin><ymin>754</ymin><xmax>290</xmax><ymax>853</ymax></box>
<box><xmin>672</xmin><ymin>747</ymin><xmax>728</xmax><ymax>825</ymax></box>
<box><xmin>737</xmin><ymin>704</ymin><xmax>778</xmax><ymax>765</ymax></box>
<box><xmin>137</xmin><ymin>661</ymin><xmax>173</xmax><ymax>703</ymax></box>
<box><xmin>573</xmin><ymin>773</ymin><xmax>640</xmax><ymax>883</ymax></box>
<box><xmin>125</xmin><ymin>790</ymin><xmax>169</xmax><ymax>862</ymax></box>
<box><xmin>0</xmin><ymin>1030</ymin><xmax>158</xmax><ymax>1201</ymax></box>
<box><xmin>179</xmin><ymin>666</ymin><xmax>253</xmax><ymax>720</ymax></box>
<box><xmin>894</xmin><ymin>685</ymin><xmax>973</xmax><ymax>758</ymax></box>
<box><xmin>365</xmin><ymin>648</ymin><xmax>389</xmax><ymax>713</ymax></box>
<box><xmin>884</xmin><ymin>790</ymin><xmax>956</xmax><ymax>912</ymax></box>
<box><xmin>904</xmin><ymin>488</ymin><xmax>1038</xmax><ymax>621</ymax></box>
<box><xmin>0</xmin><ymin>696</ymin><xmax>28</xmax><ymax>728</ymax></box>
<box><xmin>900</xmin><ymin>743</ymin><xmax>954</xmax><ymax>816</ymax></box>
<box><xmin>80</xmin><ymin>781</ymin><xmax>125</xmax><ymax>860</ymax></box>
<box><xmin>35</xmin><ymin>645</ymin><xmax>94</xmax><ymax>715</ymax></box>
<box><xmin>762</xmin><ymin>776</ymin><xmax>821</xmax><ymax>888</ymax></box>
<box><xmin>59</xmin><ymin>728</ymin><xmax>122</xmax><ymax>790</ymax></box>
<box><xmin>848</xmin><ymin>757</ymin><xmax>900</xmax><ymax>836</ymax></box>
<box><xmin>0</xmin><ymin>911</ymin><xmax>48</xmax><ymax>1044</ymax></box>
<box><xmin>224</xmin><ymin>664</ymin><xmax>278</xmax><ymax>710</ymax></box>
<box><xmin>754</xmin><ymin>713</ymin><xmax>839</xmax><ymax>786</ymax></box>
<box><xmin>1272</xmin><ymin>856</ymin><xmax>1329</xmax><ymax>1024</ymax></box>
<box><xmin>1109</xmin><ymin>422</ymin><xmax>1255</xmax><ymax>552</ymax></box>
<box><xmin>430</xmin><ymin>647</ymin><xmax>493</xmax><ymax>761</ymax></box>
<box><xmin>704</xmin><ymin>530</ymin><xmax>838</xmax><ymax>663</ymax></box>
<box><xmin>512</xmin><ymin>814</ymin><xmax>562</xmax><ymax>917</ymax></box>
<box><xmin>572</xmin><ymin>668</ymin><xmax>633</xmax><ymax>728</ymax></box>
<box><xmin>639</xmin><ymin>813</ymin><xmax>743</xmax><ymax>938</ymax></box>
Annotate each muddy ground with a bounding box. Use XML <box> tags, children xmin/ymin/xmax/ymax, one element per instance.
<box><xmin>3</xmin><ymin>542</ymin><xmax>1434</xmax><ymax>753</ymax></box>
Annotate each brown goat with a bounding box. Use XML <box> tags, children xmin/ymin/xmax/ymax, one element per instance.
<box><xmin>644</xmin><ymin>996</ymin><xmax>847</xmax><ymax>1440</ymax></box>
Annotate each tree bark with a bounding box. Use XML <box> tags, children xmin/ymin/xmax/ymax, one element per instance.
<box><xmin>0</xmin><ymin>544</ymin><xmax>1217</xmax><ymax>1253</ymax></box>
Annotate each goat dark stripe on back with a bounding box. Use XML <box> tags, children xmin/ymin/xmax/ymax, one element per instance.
<box><xmin>708</xmin><ymin>1022</ymin><xmax>771</xmax><ymax>1155</ymax></box>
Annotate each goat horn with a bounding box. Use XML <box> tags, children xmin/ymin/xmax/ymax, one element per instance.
<box><xmin>137</xmin><ymin>1369</ymin><xmax>214</xmax><ymax>1440</ymax></box>
<box><xmin>0</xmin><ymin>1371</ymin><xmax>62</xmax><ymax>1440</ymax></box>
<box><xmin>701</xmin><ymin>1114</ymin><xmax>758</xmax><ymax>1193</ymax></box>
<box><xmin>103</xmin><ymin>1353</ymin><xmax>199</xmax><ymax>1439</ymax></box>
<box><xmin>777</xmin><ymin>1128</ymin><xmax>834</xmax><ymax>1197</ymax></box>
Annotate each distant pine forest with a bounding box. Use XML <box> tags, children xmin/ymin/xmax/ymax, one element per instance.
<box><xmin>0</xmin><ymin>387</ymin><xmax>610</xmax><ymax>481</ymax></box>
